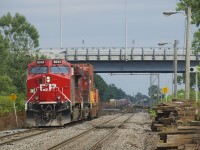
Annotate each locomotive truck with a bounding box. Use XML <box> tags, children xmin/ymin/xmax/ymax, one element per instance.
<box><xmin>26</xmin><ymin>59</ymin><xmax>99</xmax><ymax>126</ymax></box>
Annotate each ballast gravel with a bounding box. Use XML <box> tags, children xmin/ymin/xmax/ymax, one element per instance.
<box><xmin>0</xmin><ymin>112</ymin><xmax>157</xmax><ymax>150</ymax></box>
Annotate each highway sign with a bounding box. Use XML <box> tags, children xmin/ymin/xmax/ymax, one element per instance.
<box><xmin>9</xmin><ymin>93</ymin><xmax>17</xmax><ymax>101</ymax></box>
<box><xmin>162</xmin><ymin>87</ymin><xmax>169</xmax><ymax>94</ymax></box>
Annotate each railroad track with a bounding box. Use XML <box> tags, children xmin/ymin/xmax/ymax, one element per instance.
<box><xmin>89</xmin><ymin>113</ymin><xmax>134</xmax><ymax>150</ymax></box>
<box><xmin>47</xmin><ymin>112</ymin><xmax>133</xmax><ymax>150</ymax></box>
<box><xmin>0</xmin><ymin>128</ymin><xmax>57</xmax><ymax>146</ymax></box>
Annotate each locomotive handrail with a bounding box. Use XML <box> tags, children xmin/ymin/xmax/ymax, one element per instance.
<box><xmin>57</xmin><ymin>87</ymin><xmax>71</xmax><ymax>102</ymax></box>
<box><xmin>26</xmin><ymin>87</ymin><xmax>39</xmax><ymax>103</ymax></box>
<box><xmin>74</xmin><ymin>87</ymin><xmax>83</xmax><ymax>102</ymax></box>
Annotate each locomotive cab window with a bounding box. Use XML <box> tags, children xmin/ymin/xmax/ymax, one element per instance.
<box><xmin>30</xmin><ymin>66</ymin><xmax>48</xmax><ymax>74</ymax></box>
<box><xmin>50</xmin><ymin>66</ymin><xmax>69</xmax><ymax>74</ymax></box>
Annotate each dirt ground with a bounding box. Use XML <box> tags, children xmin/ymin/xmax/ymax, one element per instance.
<box><xmin>0</xmin><ymin>112</ymin><xmax>25</xmax><ymax>131</ymax></box>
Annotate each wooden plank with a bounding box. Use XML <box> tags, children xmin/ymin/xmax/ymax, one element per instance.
<box><xmin>178</xmin><ymin>144</ymin><xmax>199</xmax><ymax>150</ymax></box>
<box><xmin>158</xmin><ymin>117</ymin><xmax>173</xmax><ymax>124</ymax></box>
<box><xmin>178</xmin><ymin>126</ymin><xmax>200</xmax><ymax>130</ymax></box>
<box><xmin>167</xmin><ymin>138</ymin><xmax>192</xmax><ymax>144</ymax></box>
<box><xmin>156</xmin><ymin>143</ymin><xmax>179</xmax><ymax>149</ymax></box>
<box><xmin>167</xmin><ymin>134</ymin><xmax>200</xmax><ymax>139</ymax></box>
<box><xmin>190</xmin><ymin>121</ymin><xmax>200</xmax><ymax>126</ymax></box>
<box><xmin>154</xmin><ymin>123</ymin><xmax>164</xmax><ymax>127</ymax></box>
<box><xmin>159</xmin><ymin>130</ymin><xmax>200</xmax><ymax>135</ymax></box>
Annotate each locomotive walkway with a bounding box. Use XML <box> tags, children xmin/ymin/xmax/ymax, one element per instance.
<box><xmin>37</xmin><ymin>47</ymin><xmax>200</xmax><ymax>73</ymax></box>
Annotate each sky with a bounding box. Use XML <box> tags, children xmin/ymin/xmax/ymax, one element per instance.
<box><xmin>1</xmin><ymin>0</ymin><xmax>197</xmax><ymax>96</ymax></box>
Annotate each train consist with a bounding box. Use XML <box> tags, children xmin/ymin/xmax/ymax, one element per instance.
<box><xmin>102</xmin><ymin>99</ymin><xmax>129</xmax><ymax>109</ymax></box>
<box><xmin>26</xmin><ymin>59</ymin><xmax>99</xmax><ymax>126</ymax></box>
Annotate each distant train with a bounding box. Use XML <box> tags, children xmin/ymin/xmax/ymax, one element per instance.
<box><xmin>25</xmin><ymin>59</ymin><xmax>99</xmax><ymax>126</ymax></box>
<box><xmin>102</xmin><ymin>99</ymin><xmax>129</xmax><ymax>109</ymax></box>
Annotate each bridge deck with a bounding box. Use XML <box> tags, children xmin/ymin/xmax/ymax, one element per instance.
<box><xmin>37</xmin><ymin>47</ymin><xmax>200</xmax><ymax>73</ymax></box>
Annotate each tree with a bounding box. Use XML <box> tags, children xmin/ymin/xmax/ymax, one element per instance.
<box><xmin>134</xmin><ymin>92</ymin><xmax>150</xmax><ymax>106</ymax></box>
<box><xmin>177</xmin><ymin>0</ymin><xmax>200</xmax><ymax>51</ymax></box>
<box><xmin>94</xmin><ymin>74</ymin><xmax>132</xmax><ymax>101</ymax></box>
<box><xmin>177</xmin><ymin>72</ymin><xmax>200</xmax><ymax>90</ymax></box>
<box><xmin>174</xmin><ymin>1</ymin><xmax>200</xmax><ymax>92</ymax></box>
<box><xmin>0</xmin><ymin>13</ymin><xmax>39</xmax><ymax>52</ymax></box>
<box><xmin>0</xmin><ymin>32</ymin><xmax>16</xmax><ymax>95</ymax></box>
<box><xmin>0</xmin><ymin>33</ymin><xmax>8</xmax><ymax>76</ymax></box>
<box><xmin>94</xmin><ymin>74</ymin><xmax>109</xmax><ymax>101</ymax></box>
<box><xmin>148</xmin><ymin>85</ymin><xmax>163</xmax><ymax>102</ymax></box>
<box><xmin>0</xmin><ymin>75</ymin><xmax>16</xmax><ymax>95</ymax></box>
<box><xmin>108</xmin><ymin>84</ymin><xmax>127</xmax><ymax>99</ymax></box>
<box><xmin>0</xmin><ymin>13</ymin><xmax>40</xmax><ymax>93</ymax></box>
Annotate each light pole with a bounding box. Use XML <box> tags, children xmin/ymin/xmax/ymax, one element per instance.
<box><xmin>158</xmin><ymin>40</ymin><xmax>178</xmax><ymax>99</ymax></box>
<box><xmin>185</xmin><ymin>7</ymin><xmax>191</xmax><ymax>99</ymax></box>
<box><xmin>60</xmin><ymin>0</ymin><xmax>63</xmax><ymax>49</ymax></box>
<box><xmin>82</xmin><ymin>39</ymin><xmax>84</xmax><ymax>49</ymax></box>
<box><xmin>163</xmin><ymin>7</ymin><xmax>191</xmax><ymax>99</ymax></box>
<box><xmin>125</xmin><ymin>0</ymin><xmax>127</xmax><ymax>61</ymax></box>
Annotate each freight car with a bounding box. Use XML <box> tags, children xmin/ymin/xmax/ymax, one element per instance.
<box><xmin>25</xmin><ymin>59</ymin><xmax>99</xmax><ymax>126</ymax></box>
<box><xmin>102</xmin><ymin>99</ymin><xmax>129</xmax><ymax>109</ymax></box>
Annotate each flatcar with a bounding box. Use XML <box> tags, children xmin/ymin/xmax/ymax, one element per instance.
<box><xmin>25</xmin><ymin>59</ymin><xmax>99</xmax><ymax>126</ymax></box>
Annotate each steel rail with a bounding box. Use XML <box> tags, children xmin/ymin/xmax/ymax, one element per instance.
<box><xmin>0</xmin><ymin>128</ymin><xmax>57</xmax><ymax>146</ymax></box>
<box><xmin>0</xmin><ymin>128</ymin><xmax>38</xmax><ymax>139</ymax></box>
<box><xmin>89</xmin><ymin>113</ymin><xmax>134</xmax><ymax>150</ymax></box>
<box><xmin>47</xmin><ymin>113</ymin><xmax>128</xmax><ymax>150</ymax></box>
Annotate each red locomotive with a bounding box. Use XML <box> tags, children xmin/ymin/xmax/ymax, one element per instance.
<box><xmin>26</xmin><ymin>59</ymin><xmax>99</xmax><ymax>126</ymax></box>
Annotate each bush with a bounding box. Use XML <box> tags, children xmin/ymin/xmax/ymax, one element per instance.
<box><xmin>0</xmin><ymin>96</ymin><xmax>13</xmax><ymax>115</ymax></box>
<box><xmin>149</xmin><ymin>109</ymin><xmax>157</xmax><ymax>118</ymax></box>
<box><xmin>0</xmin><ymin>94</ymin><xmax>25</xmax><ymax>115</ymax></box>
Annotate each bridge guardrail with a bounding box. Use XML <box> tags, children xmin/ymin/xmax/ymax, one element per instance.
<box><xmin>37</xmin><ymin>47</ymin><xmax>199</xmax><ymax>61</ymax></box>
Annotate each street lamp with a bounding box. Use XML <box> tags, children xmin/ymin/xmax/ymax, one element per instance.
<box><xmin>125</xmin><ymin>0</ymin><xmax>127</xmax><ymax>61</ymax></box>
<box><xmin>158</xmin><ymin>40</ymin><xmax>179</xmax><ymax>99</ymax></box>
<box><xmin>163</xmin><ymin>7</ymin><xmax>191</xmax><ymax>100</ymax></box>
<box><xmin>60</xmin><ymin>0</ymin><xmax>63</xmax><ymax>49</ymax></box>
<box><xmin>163</xmin><ymin>11</ymin><xmax>185</xmax><ymax>16</ymax></box>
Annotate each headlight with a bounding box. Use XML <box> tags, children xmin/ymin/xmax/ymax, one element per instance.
<box><xmin>57</xmin><ymin>96</ymin><xmax>61</xmax><ymax>100</ymax></box>
<box><xmin>46</xmin><ymin>76</ymin><xmax>51</xmax><ymax>83</ymax></box>
<box><xmin>30</xmin><ymin>88</ymin><xmax>35</xmax><ymax>93</ymax></box>
<box><xmin>35</xmin><ymin>96</ymin><xmax>39</xmax><ymax>101</ymax></box>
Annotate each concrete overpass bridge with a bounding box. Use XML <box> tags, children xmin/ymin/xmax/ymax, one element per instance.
<box><xmin>37</xmin><ymin>47</ymin><xmax>200</xmax><ymax>73</ymax></box>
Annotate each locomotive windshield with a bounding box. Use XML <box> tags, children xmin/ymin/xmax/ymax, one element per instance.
<box><xmin>30</xmin><ymin>66</ymin><xmax>48</xmax><ymax>74</ymax></box>
<box><xmin>50</xmin><ymin>66</ymin><xmax>69</xmax><ymax>74</ymax></box>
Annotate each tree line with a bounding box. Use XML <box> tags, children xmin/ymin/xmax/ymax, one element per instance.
<box><xmin>1</xmin><ymin>0</ymin><xmax>200</xmax><ymax>113</ymax></box>
<box><xmin>0</xmin><ymin>13</ymin><xmax>143</xmax><ymax>114</ymax></box>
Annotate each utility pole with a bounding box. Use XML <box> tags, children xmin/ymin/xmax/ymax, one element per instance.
<box><xmin>196</xmin><ymin>71</ymin><xmax>198</xmax><ymax>102</ymax></box>
<box><xmin>158</xmin><ymin>40</ymin><xmax>178</xmax><ymax>99</ymax></box>
<box><xmin>125</xmin><ymin>0</ymin><xmax>127</xmax><ymax>61</ymax></box>
<box><xmin>162</xmin><ymin>7</ymin><xmax>191</xmax><ymax>99</ymax></box>
<box><xmin>185</xmin><ymin>6</ymin><xmax>191</xmax><ymax>99</ymax></box>
<box><xmin>60</xmin><ymin>0</ymin><xmax>63</xmax><ymax>49</ymax></box>
<box><xmin>174</xmin><ymin>40</ymin><xmax>178</xmax><ymax>99</ymax></box>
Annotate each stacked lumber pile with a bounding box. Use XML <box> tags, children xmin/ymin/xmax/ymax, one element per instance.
<box><xmin>151</xmin><ymin>99</ymin><xmax>200</xmax><ymax>150</ymax></box>
<box><xmin>152</xmin><ymin>100</ymin><xmax>196</xmax><ymax>131</ymax></box>
<box><xmin>157</xmin><ymin>126</ymin><xmax>200</xmax><ymax>150</ymax></box>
